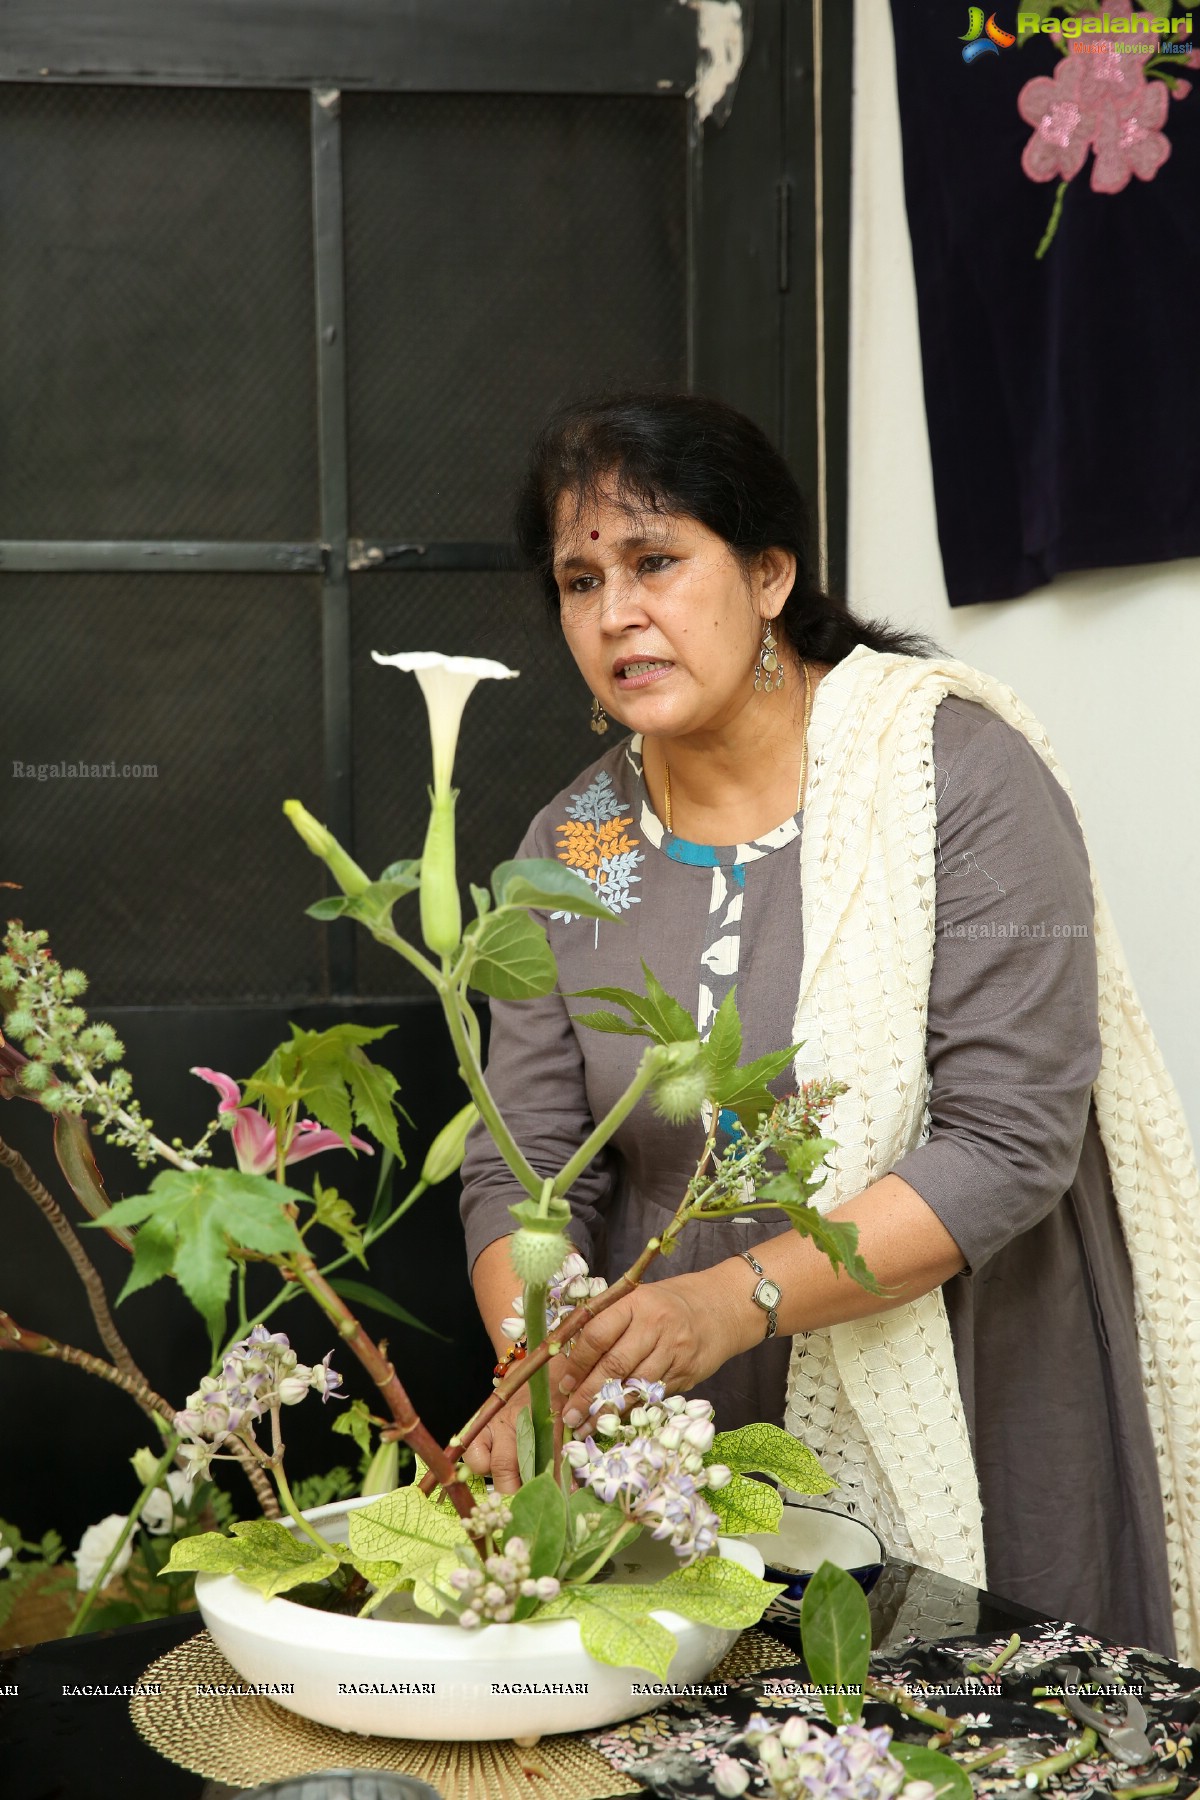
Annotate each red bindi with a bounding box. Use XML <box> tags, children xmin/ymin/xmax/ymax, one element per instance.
<box><xmin>590</xmin><ymin>530</ymin><xmax>599</xmax><ymax>539</ymax></box>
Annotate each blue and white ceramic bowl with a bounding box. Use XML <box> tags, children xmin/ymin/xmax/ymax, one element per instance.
<box><xmin>746</xmin><ymin>1504</ymin><xmax>885</xmax><ymax>1599</ymax></box>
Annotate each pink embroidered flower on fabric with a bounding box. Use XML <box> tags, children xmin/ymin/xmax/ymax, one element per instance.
<box><xmin>1017</xmin><ymin>1</ymin><xmax>1171</xmax><ymax>194</ymax></box>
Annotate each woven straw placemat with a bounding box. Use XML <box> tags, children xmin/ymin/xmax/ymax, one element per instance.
<box><xmin>130</xmin><ymin>1627</ymin><xmax>792</xmax><ymax>1798</ymax></box>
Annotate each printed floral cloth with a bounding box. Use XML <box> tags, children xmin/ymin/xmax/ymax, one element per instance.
<box><xmin>588</xmin><ymin>1609</ymin><xmax>1200</xmax><ymax>1798</ymax></box>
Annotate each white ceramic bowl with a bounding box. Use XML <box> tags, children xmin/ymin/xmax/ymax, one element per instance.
<box><xmin>195</xmin><ymin>1497</ymin><xmax>765</xmax><ymax>1740</ymax></box>
<box><xmin>746</xmin><ymin>1504</ymin><xmax>884</xmax><ymax>1597</ymax></box>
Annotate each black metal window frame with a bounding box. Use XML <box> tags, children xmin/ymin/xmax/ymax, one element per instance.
<box><xmin>0</xmin><ymin>0</ymin><xmax>852</xmax><ymax>1001</ymax></box>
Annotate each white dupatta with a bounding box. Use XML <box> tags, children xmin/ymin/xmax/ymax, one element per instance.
<box><xmin>784</xmin><ymin>646</ymin><xmax>1200</xmax><ymax>1660</ymax></box>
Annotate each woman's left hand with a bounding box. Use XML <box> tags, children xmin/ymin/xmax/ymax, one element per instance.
<box><xmin>557</xmin><ymin>1267</ymin><xmax>747</xmax><ymax>1429</ymax></box>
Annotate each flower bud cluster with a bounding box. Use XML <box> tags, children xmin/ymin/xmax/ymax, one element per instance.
<box><xmin>712</xmin><ymin>1716</ymin><xmax>936</xmax><ymax>1800</ymax></box>
<box><xmin>0</xmin><ymin>924</ymin><xmax>216</xmax><ymax>1166</ymax></box>
<box><xmin>499</xmin><ymin>1251</ymin><xmax>608</xmax><ymax>1344</ymax></box>
<box><xmin>172</xmin><ymin>1325</ymin><xmax>341</xmax><ymax>1482</ymax></box>
<box><xmin>563</xmin><ymin>1381</ymin><xmax>732</xmax><ymax>1565</ymax></box>
<box><xmin>447</xmin><ymin>1534</ymin><xmax>561</xmax><ymax>1629</ymax></box>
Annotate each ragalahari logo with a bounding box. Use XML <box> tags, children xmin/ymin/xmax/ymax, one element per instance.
<box><xmin>961</xmin><ymin>8</ymin><xmax>1018</xmax><ymax>58</ymax></box>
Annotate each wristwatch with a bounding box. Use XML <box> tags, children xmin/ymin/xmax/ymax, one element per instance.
<box><xmin>740</xmin><ymin>1250</ymin><xmax>781</xmax><ymax>1339</ymax></box>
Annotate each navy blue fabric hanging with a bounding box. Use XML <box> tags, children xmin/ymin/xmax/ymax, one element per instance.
<box><xmin>887</xmin><ymin>1</ymin><xmax>1200</xmax><ymax>605</ymax></box>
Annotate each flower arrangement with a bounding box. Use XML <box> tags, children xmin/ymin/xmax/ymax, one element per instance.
<box><xmin>0</xmin><ymin>649</ymin><xmax>964</xmax><ymax>1783</ymax></box>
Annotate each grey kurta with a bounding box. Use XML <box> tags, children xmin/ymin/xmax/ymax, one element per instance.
<box><xmin>459</xmin><ymin>693</ymin><xmax>1174</xmax><ymax>1652</ymax></box>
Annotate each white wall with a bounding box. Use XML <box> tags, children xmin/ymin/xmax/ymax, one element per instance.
<box><xmin>847</xmin><ymin>0</ymin><xmax>1200</xmax><ymax>1140</ymax></box>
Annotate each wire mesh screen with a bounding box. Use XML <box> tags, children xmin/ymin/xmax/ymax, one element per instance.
<box><xmin>351</xmin><ymin>571</ymin><xmax>601</xmax><ymax>996</ymax></box>
<box><xmin>2</xmin><ymin>573</ymin><xmax>327</xmax><ymax>1005</ymax></box>
<box><xmin>0</xmin><ymin>84</ymin><xmax>317</xmax><ymax>541</ymax></box>
<box><xmin>342</xmin><ymin>93</ymin><xmax>688</xmax><ymax>541</ymax></box>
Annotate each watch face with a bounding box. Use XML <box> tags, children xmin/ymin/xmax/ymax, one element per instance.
<box><xmin>757</xmin><ymin>1279</ymin><xmax>782</xmax><ymax>1310</ymax></box>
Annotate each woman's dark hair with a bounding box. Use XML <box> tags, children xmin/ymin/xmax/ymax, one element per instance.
<box><xmin>514</xmin><ymin>391</ymin><xmax>938</xmax><ymax>664</ymax></box>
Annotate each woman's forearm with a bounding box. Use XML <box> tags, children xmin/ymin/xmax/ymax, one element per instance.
<box><xmin>471</xmin><ymin>1234</ymin><xmax>523</xmax><ymax>1359</ymax></box>
<box><xmin>703</xmin><ymin>1173</ymin><xmax>968</xmax><ymax>1356</ymax></box>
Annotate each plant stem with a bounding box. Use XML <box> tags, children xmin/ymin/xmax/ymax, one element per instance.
<box><xmin>551</xmin><ymin>1055</ymin><xmax>660</xmax><ymax>1198</ymax></box>
<box><xmin>68</xmin><ymin>1440</ymin><xmax>177</xmax><ymax>1636</ymax></box>
<box><xmin>0</xmin><ymin>1134</ymin><xmax>148</xmax><ymax>1387</ymax></box>
<box><xmin>286</xmin><ymin>1257</ymin><xmax>478</xmax><ymax>1526</ymax></box>
<box><xmin>970</xmin><ymin>1631</ymin><xmax>1022</xmax><ymax>1676</ymax></box>
<box><xmin>434</xmin><ymin>976</ymin><xmax>542</xmax><ymax>1200</ymax></box>
<box><xmin>1110</xmin><ymin>1782</ymin><xmax>1179</xmax><ymax>1799</ymax></box>
<box><xmin>522</xmin><ymin>1278</ymin><xmax>555</xmax><ymax>1476</ymax></box>
<box><xmin>270</xmin><ymin>1438</ymin><xmax>336</xmax><ymax>1557</ymax></box>
<box><xmin>960</xmin><ymin>1746</ymin><xmax>1008</xmax><ymax>1774</ymax></box>
<box><xmin>1035</xmin><ymin>180</ymin><xmax>1068</xmax><ymax>260</ymax></box>
<box><xmin>863</xmin><ymin>1678</ymin><xmax>963</xmax><ymax>1736</ymax></box>
<box><xmin>1018</xmin><ymin>1727</ymin><xmax>1098</xmax><ymax>1787</ymax></box>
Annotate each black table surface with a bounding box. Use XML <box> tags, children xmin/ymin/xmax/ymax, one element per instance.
<box><xmin>0</xmin><ymin>1559</ymin><xmax>1050</xmax><ymax>1800</ymax></box>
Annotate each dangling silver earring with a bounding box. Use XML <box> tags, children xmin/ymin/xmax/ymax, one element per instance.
<box><xmin>590</xmin><ymin>695</ymin><xmax>609</xmax><ymax>734</ymax></box>
<box><xmin>753</xmin><ymin>621</ymin><xmax>784</xmax><ymax>694</ymax></box>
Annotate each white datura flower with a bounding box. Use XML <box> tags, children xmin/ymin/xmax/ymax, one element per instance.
<box><xmin>140</xmin><ymin>1470</ymin><xmax>193</xmax><ymax>1536</ymax></box>
<box><xmin>0</xmin><ymin>1546</ymin><xmax>13</xmax><ymax>1572</ymax></box>
<box><xmin>370</xmin><ymin>651</ymin><xmax>519</xmax><ymax>795</ymax></box>
<box><xmin>75</xmin><ymin>1514</ymin><xmax>134</xmax><ymax>1591</ymax></box>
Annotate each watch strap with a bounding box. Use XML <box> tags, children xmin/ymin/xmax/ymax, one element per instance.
<box><xmin>739</xmin><ymin>1250</ymin><xmax>780</xmax><ymax>1339</ymax></box>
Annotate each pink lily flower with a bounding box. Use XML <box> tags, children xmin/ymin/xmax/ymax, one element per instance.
<box><xmin>191</xmin><ymin>1067</ymin><xmax>375</xmax><ymax>1177</ymax></box>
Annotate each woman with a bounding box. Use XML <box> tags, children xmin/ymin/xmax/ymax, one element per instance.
<box><xmin>458</xmin><ymin>392</ymin><xmax>1199</xmax><ymax>1657</ymax></box>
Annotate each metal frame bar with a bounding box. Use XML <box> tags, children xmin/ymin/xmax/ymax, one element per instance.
<box><xmin>311</xmin><ymin>87</ymin><xmax>356</xmax><ymax>996</ymax></box>
<box><xmin>0</xmin><ymin>541</ymin><xmax>326</xmax><ymax>573</ymax></box>
<box><xmin>0</xmin><ymin>0</ymin><xmax>698</xmax><ymax>93</ymax></box>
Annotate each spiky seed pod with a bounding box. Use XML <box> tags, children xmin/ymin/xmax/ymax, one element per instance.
<box><xmin>509</xmin><ymin>1225</ymin><xmax>571</xmax><ymax>1286</ymax></box>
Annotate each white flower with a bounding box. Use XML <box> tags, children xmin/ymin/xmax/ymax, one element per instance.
<box><xmin>370</xmin><ymin>651</ymin><xmax>519</xmax><ymax>794</ymax></box>
<box><xmin>75</xmin><ymin>1514</ymin><xmax>134</xmax><ymax>1591</ymax></box>
<box><xmin>0</xmin><ymin>1546</ymin><xmax>13</xmax><ymax>1572</ymax></box>
<box><xmin>141</xmin><ymin>1471</ymin><xmax>192</xmax><ymax>1536</ymax></box>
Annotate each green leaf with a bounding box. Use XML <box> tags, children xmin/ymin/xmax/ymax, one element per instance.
<box><xmin>539</xmin><ymin>1585</ymin><xmax>679</xmax><ymax>1681</ymax></box>
<box><xmin>888</xmin><ymin>1746</ymin><xmax>972</xmax><ymax>1798</ymax></box>
<box><xmin>379</xmin><ymin>859</ymin><xmax>421</xmax><ymax>889</ymax></box>
<box><xmin>754</xmin><ymin>1184</ymin><xmax>884</xmax><ymax>1295</ymax></box>
<box><xmin>163</xmin><ymin>1519</ymin><xmax>339</xmax><ymax>1598</ymax></box>
<box><xmin>800</xmin><ymin>1559</ymin><xmax>871</xmax><ymax>1724</ymax></box>
<box><xmin>328</xmin><ymin>1277</ymin><xmax>447</xmax><ymax>1340</ymax></box>
<box><xmin>306</xmin><ymin>896</ymin><xmax>353</xmax><ymax>921</ymax></box>
<box><xmin>95</xmin><ymin>1168</ymin><xmax>306</xmax><ymax>1345</ymax></box>
<box><xmin>706</xmin><ymin>1473</ymin><xmax>784</xmax><ymax>1536</ymax></box>
<box><xmin>490</xmin><ymin>858</ymin><xmax>619</xmax><ymax>924</ymax></box>
<box><xmin>506</xmin><ymin>1472</ymin><xmax>567</xmax><ymax>1583</ymax></box>
<box><xmin>566</xmin><ymin>960</ymin><xmax>698</xmax><ymax>1047</ymax></box>
<box><xmin>714</xmin><ymin>1043</ymin><xmax>803</xmax><ymax>1132</ymax></box>
<box><xmin>346</xmin><ymin>1046</ymin><xmax>405</xmax><ymax>1159</ymax></box>
<box><xmin>347</xmin><ymin>1486</ymin><xmax>468</xmax><ymax>1577</ymax></box>
<box><xmin>310</xmin><ymin>1177</ymin><xmax>366</xmax><ymax>1265</ymax></box>
<box><xmin>467</xmin><ymin>908</ymin><xmax>557</xmax><ymax>1001</ymax></box>
<box><xmin>701</xmin><ymin>988</ymin><xmax>743</xmax><ymax>1092</ymax></box>
<box><xmin>710</xmin><ymin>1425</ymin><xmax>834</xmax><ymax>1497</ymax></box>
<box><xmin>332</xmin><ymin>1396</ymin><xmax>376</xmax><ymax>1461</ymax></box>
<box><xmin>515</xmin><ymin>1406</ymin><xmax>537</xmax><ymax>1486</ymax></box>
<box><xmin>570</xmin><ymin>1009</ymin><xmax>652</xmax><ymax>1038</ymax></box>
<box><xmin>651</xmin><ymin>1554</ymin><xmax>785</xmax><ymax>1629</ymax></box>
<box><xmin>291</xmin><ymin>1467</ymin><xmax>356</xmax><ymax>1511</ymax></box>
<box><xmin>52</xmin><ymin>1112</ymin><xmax>133</xmax><ymax>1249</ymax></box>
<box><xmin>469</xmin><ymin>882</ymin><xmax>492</xmax><ymax>920</ymax></box>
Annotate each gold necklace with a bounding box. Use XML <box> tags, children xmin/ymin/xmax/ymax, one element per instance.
<box><xmin>663</xmin><ymin>658</ymin><xmax>812</xmax><ymax>834</ymax></box>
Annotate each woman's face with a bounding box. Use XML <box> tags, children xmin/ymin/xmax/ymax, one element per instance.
<box><xmin>552</xmin><ymin>487</ymin><xmax>794</xmax><ymax>740</ymax></box>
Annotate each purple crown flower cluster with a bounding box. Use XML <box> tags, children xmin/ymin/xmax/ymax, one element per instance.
<box><xmin>713</xmin><ymin>1715</ymin><xmax>937</xmax><ymax>1800</ymax></box>
<box><xmin>563</xmin><ymin>1379</ymin><xmax>732</xmax><ymax>1564</ymax></box>
<box><xmin>172</xmin><ymin>1324</ymin><xmax>342</xmax><ymax>1483</ymax></box>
